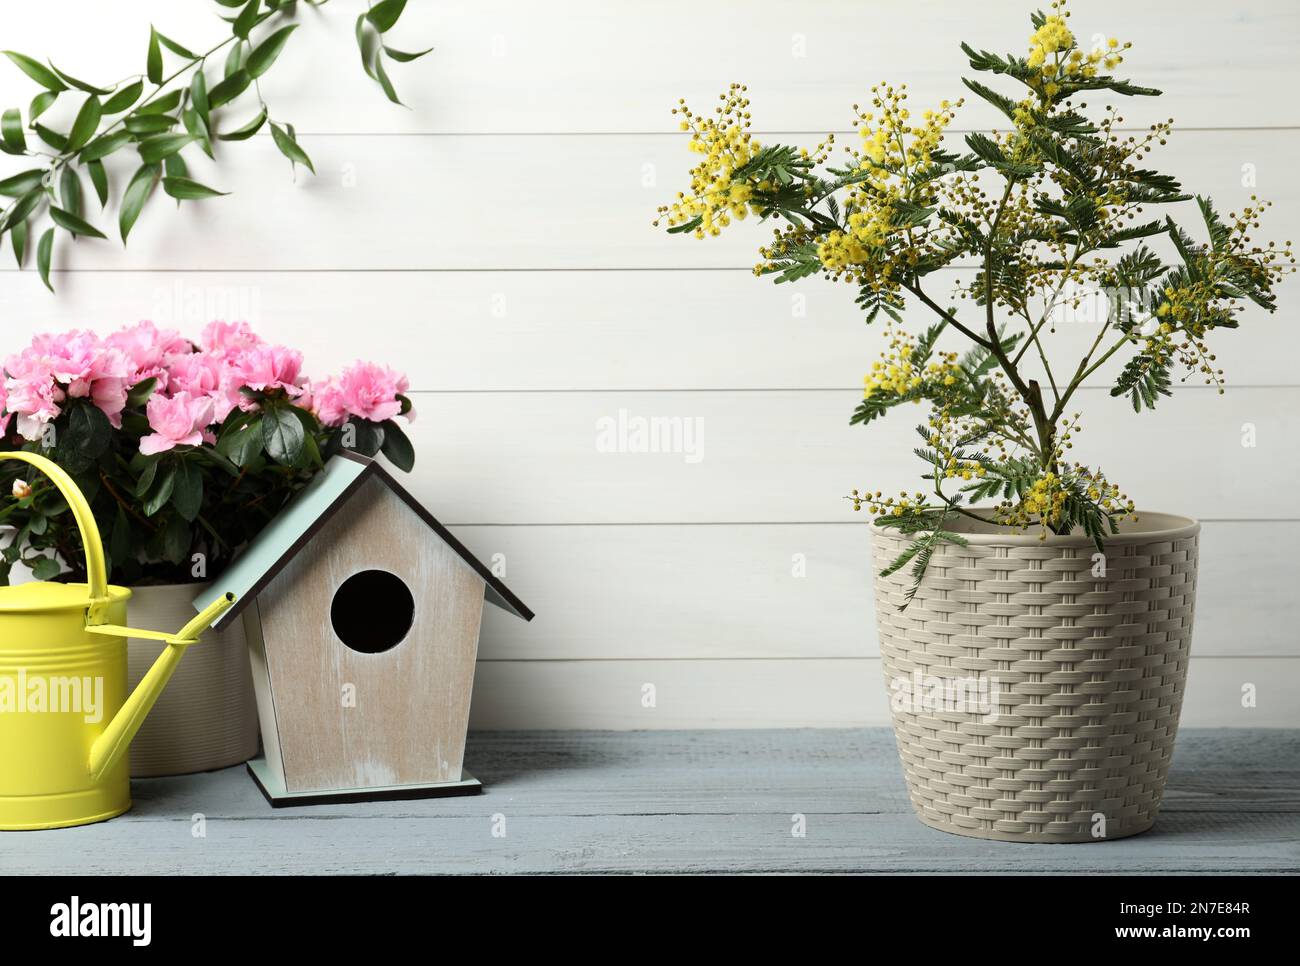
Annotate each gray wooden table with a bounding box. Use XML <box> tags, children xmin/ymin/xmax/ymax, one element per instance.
<box><xmin>3</xmin><ymin>729</ymin><xmax>1296</xmax><ymax>874</ymax></box>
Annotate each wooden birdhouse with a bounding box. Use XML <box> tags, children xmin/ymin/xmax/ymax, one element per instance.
<box><xmin>192</xmin><ymin>452</ymin><xmax>532</xmax><ymax>806</ymax></box>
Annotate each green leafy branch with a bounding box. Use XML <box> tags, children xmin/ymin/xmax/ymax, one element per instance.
<box><xmin>0</xmin><ymin>0</ymin><xmax>430</xmax><ymax>291</ymax></box>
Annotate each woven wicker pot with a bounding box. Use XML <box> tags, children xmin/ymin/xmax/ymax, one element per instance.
<box><xmin>126</xmin><ymin>583</ymin><xmax>260</xmax><ymax>777</ymax></box>
<box><xmin>872</xmin><ymin>512</ymin><xmax>1199</xmax><ymax>843</ymax></box>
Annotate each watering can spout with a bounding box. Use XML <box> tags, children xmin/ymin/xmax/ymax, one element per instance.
<box><xmin>85</xmin><ymin>592</ymin><xmax>236</xmax><ymax>781</ymax></box>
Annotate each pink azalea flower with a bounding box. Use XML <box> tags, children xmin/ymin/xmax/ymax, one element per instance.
<box><xmin>200</xmin><ymin>321</ymin><xmax>263</xmax><ymax>357</ymax></box>
<box><xmin>4</xmin><ymin>345</ymin><xmax>64</xmax><ymax>440</ymax></box>
<box><xmin>139</xmin><ymin>391</ymin><xmax>215</xmax><ymax>455</ymax></box>
<box><xmin>312</xmin><ymin>361</ymin><xmax>411</xmax><ymax>427</ymax></box>
<box><xmin>106</xmin><ymin>321</ymin><xmax>192</xmax><ymax>390</ymax></box>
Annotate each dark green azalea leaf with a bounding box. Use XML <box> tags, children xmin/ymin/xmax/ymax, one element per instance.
<box><xmin>262</xmin><ymin>405</ymin><xmax>305</xmax><ymax>465</ymax></box>
<box><xmin>59</xmin><ymin>166</ymin><xmax>81</xmax><ymax>219</ymax></box>
<box><xmin>0</xmin><ymin>168</ymin><xmax>45</xmax><ymax>197</ymax></box>
<box><xmin>119</xmin><ymin>162</ymin><xmax>160</xmax><ymax>242</ymax></box>
<box><xmin>28</xmin><ymin>90</ymin><xmax>57</xmax><ymax>121</ymax></box>
<box><xmin>218</xmin><ymin>108</ymin><xmax>266</xmax><ymax>140</ymax></box>
<box><xmin>1</xmin><ymin>108</ymin><xmax>25</xmax><ymax>151</ymax></box>
<box><xmin>65</xmin><ymin>93</ymin><xmax>102</xmax><ymax>153</ymax></box>
<box><xmin>233</xmin><ymin>0</ymin><xmax>261</xmax><ymax>40</ymax></box>
<box><xmin>123</xmin><ymin>113</ymin><xmax>178</xmax><ymax>135</ymax></box>
<box><xmin>10</xmin><ymin>218</ymin><xmax>26</xmax><ymax>266</ymax></box>
<box><xmin>270</xmin><ymin>121</ymin><xmax>314</xmax><ymax>174</ymax></box>
<box><xmin>134</xmin><ymin>89</ymin><xmax>184</xmax><ymax>115</ymax></box>
<box><xmin>33</xmin><ymin>123</ymin><xmax>67</xmax><ymax>151</ymax></box>
<box><xmin>3</xmin><ymin>52</ymin><xmax>67</xmax><ymax>92</ymax></box>
<box><xmin>366</xmin><ymin>0</ymin><xmax>407</xmax><ymax>33</ymax></box>
<box><xmin>146</xmin><ymin>27</ymin><xmax>163</xmax><ymax>85</ymax></box>
<box><xmin>137</xmin><ymin>132</ymin><xmax>193</xmax><ymax>164</ymax></box>
<box><xmin>171</xmin><ymin>459</ymin><xmax>203</xmax><ymax>521</ymax></box>
<box><xmin>162</xmin><ymin>175</ymin><xmax>228</xmax><ymax>200</ymax></box>
<box><xmin>36</xmin><ymin>226</ymin><xmax>54</xmax><ymax>291</ymax></box>
<box><xmin>103</xmin><ymin>79</ymin><xmax>144</xmax><ymax>114</ymax></box>
<box><xmin>383</xmin><ymin>45</ymin><xmax>434</xmax><ymax>62</ymax></box>
<box><xmin>79</xmin><ymin>128</ymin><xmax>132</xmax><ymax>160</ymax></box>
<box><xmin>49</xmin><ymin>205</ymin><xmax>107</xmax><ymax>239</ymax></box>
<box><xmin>247</xmin><ymin>24</ymin><xmax>297</xmax><ymax>78</ymax></box>
<box><xmin>142</xmin><ymin>465</ymin><xmax>176</xmax><ymax>517</ymax></box>
<box><xmin>48</xmin><ymin>63</ymin><xmax>112</xmax><ymax>95</ymax></box>
<box><xmin>208</xmin><ymin>69</ymin><xmax>250</xmax><ymax>108</ymax></box>
<box><xmin>379</xmin><ymin>418</ymin><xmax>414</xmax><ymax>471</ymax></box>
<box><xmin>86</xmin><ymin>159</ymin><xmax>108</xmax><ymax>207</ymax></box>
<box><xmin>156</xmin><ymin>32</ymin><xmax>198</xmax><ymax>60</ymax></box>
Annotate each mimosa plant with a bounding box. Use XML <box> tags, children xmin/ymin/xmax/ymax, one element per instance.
<box><xmin>655</xmin><ymin>1</ymin><xmax>1292</xmax><ymax>602</ymax></box>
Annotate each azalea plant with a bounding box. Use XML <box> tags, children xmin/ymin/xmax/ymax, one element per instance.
<box><xmin>0</xmin><ymin>320</ymin><xmax>415</xmax><ymax>586</ymax></box>
<box><xmin>656</xmin><ymin>1</ymin><xmax>1292</xmax><ymax>601</ymax></box>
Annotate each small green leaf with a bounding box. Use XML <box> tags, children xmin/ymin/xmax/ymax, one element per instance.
<box><xmin>4</xmin><ymin>52</ymin><xmax>67</xmax><ymax>92</ymax></box>
<box><xmin>247</xmin><ymin>24</ymin><xmax>297</xmax><ymax>78</ymax></box>
<box><xmin>4</xmin><ymin>187</ymin><xmax>44</xmax><ymax>228</ymax></box>
<box><xmin>137</xmin><ymin>132</ymin><xmax>193</xmax><ymax>164</ymax></box>
<box><xmin>33</xmin><ymin>123</ymin><xmax>66</xmax><ymax>151</ymax></box>
<box><xmin>134</xmin><ymin>89</ymin><xmax>184</xmax><ymax>115</ymax></box>
<box><xmin>11</xmin><ymin>218</ymin><xmax>26</xmax><ymax>267</ymax></box>
<box><xmin>36</xmin><ymin>226</ymin><xmax>54</xmax><ymax>291</ymax></box>
<box><xmin>86</xmin><ymin>159</ymin><xmax>108</xmax><ymax>207</ymax></box>
<box><xmin>156</xmin><ymin>33</ymin><xmax>198</xmax><ymax>60</ymax></box>
<box><xmin>124</xmin><ymin>113</ymin><xmax>177</xmax><ymax>135</ymax></box>
<box><xmin>218</xmin><ymin>108</ymin><xmax>265</xmax><ymax>140</ymax></box>
<box><xmin>182</xmin><ymin>108</ymin><xmax>213</xmax><ymax>159</ymax></box>
<box><xmin>48</xmin><ymin>64</ymin><xmax>112</xmax><ymax>95</ymax></box>
<box><xmin>79</xmin><ymin>128</ymin><xmax>133</xmax><ymax>160</ymax></box>
<box><xmin>383</xmin><ymin>45</ymin><xmax>434</xmax><ymax>63</ymax></box>
<box><xmin>219</xmin><ymin>420</ymin><xmax>264</xmax><ymax>466</ymax></box>
<box><xmin>103</xmin><ymin>79</ymin><xmax>144</xmax><ymax>114</ymax></box>
<box><xmin>65</xmin><ymin>93</ymin><xmax>102</xmax><ymax>153</ymax></box>
<box><xmin>366</xmin><ymin>0</ymin><xmax>408</xmax><ymax>33</ymax></box>
<box><xmin>160</xmin><ymin>512</ymin><xmax>191</xmax><ymax>565</ymax></box>
<box><xmin>127</xmin><ymin>377</ymin><xmax>157</xmax><ymax>406</ymax></box>
<box><xmin>223</xmin><ymin>41</ymin><xmax>246</xmax><ymax>79</ymax></box>
<box><xmin>163</xmin><ymin>176</ymin><xmax>228</xmax><ymax>200</ymax></box>
<box><xmin>164</xmin><ymin>152</ymin><xmax>187</xmax><ymax>184</ymax></box>
<box><xmin>0</xmin><ymin>168</ymin><xmax>43</xmax><ymax>197</ymax></box>
<box><xmin>28</xmin><ymin>90</ymin><xmax>56</xmax><ymax>122</ymax></box>
<box><xmin>190</xmin><ymin>70</ymin><xmax>210</xmax><ymax>125</ymax></box>
<box><xmin>59</xmin><ymin>166</ymin><xmax>81</xmax><ymax>219</ymax></box>
<box><xmin>355</xmin><ymin>15</ymin><xmax>380</xmax><ymax>79</ymax></box>
<box><xmin>233</xmin><ymin>0</ymin><xmax>261</xmax><ymax>40</ymax></box>
<box><xmin>31</xmin><ymin>556</ymin><xmax>62</xmax><ymax>580</ymax></box>
<box><xmin>146</xmin><ymin>28</ymin><xmax>163</xmax><ymax>85</ymax></box>
<box><xmin>119</xmin><ymin>162</ymin><xmax>160</xmax><ymax>243</ymax></box>
<box><xmin>1</xmin><ymin>108</ymin><xmax>25</xmax><ymax>151</ymax></box>
<box><xmin>269</xmin><ymin>121</ymin><xmax>314</xmax><ymax>174</ymax></box>
<box><xmin>208</xmin><ymin>69</ymin><xmax>250</xmax><ymax>108</ymax></box>
<box><xmin>374</xmin><ymin>55</ymin><xmax>404</xmax><ymax>106</ymax></box>
<box><xmin>49</xmin><ymin>205</ymin><xmax>106</xmax><ymax>239</ymax></box>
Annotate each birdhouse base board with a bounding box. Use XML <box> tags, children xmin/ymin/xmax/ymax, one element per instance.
<box><xmin>246</xmin><ymin>757</ymin><xmax>482</xmax><ymax>808</ymax></box>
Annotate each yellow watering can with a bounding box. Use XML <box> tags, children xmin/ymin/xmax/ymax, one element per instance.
<box><xmin>0</xmin><ymin>451</ymin><xmax>234</xmax><ymax>830</ymax></box>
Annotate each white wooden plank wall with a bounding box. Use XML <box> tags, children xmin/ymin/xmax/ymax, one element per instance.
<box><xmin>2</xmin><ymin>1</ymin><xmax>1296</xmax><ymax>727</ymax></box>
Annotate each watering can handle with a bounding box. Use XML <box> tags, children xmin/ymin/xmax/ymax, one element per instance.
<box><xmin>0</xmin><ymin>451</ymin><xmax>109</xmax><ymax>603</ymax></box>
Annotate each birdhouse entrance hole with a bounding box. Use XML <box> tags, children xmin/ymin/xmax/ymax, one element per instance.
<box><xmin>330</xmin><ymin>569</ymin><xmax>416</xmax><ymax>654</ymax></box>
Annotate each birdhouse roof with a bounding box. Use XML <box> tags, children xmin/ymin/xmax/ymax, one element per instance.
<box><xmin>193</xmin><ymin>452</ymin><xmax>533</xmax><ymax>631</ymax></box>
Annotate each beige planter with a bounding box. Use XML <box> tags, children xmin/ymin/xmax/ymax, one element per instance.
<box><xmin>125</xmin><ymin>583</ymin><xmax>260</xmax><ymax>777</ymax></box>
<box><xmin>872</xmin><ymin>511</ymin><xmax>1199</xmax><ymax>843</ymax></box>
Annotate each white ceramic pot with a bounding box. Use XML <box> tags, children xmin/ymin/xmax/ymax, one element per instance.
<box><xmin>872</xmin><ymin>511</ymin><xmax>1199</xmax><ymax>843</ymax></box>
<box><xmin>125</xmin><ymin>583</ymin><xmax>260</xmax><ymax>777</ymax></box>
